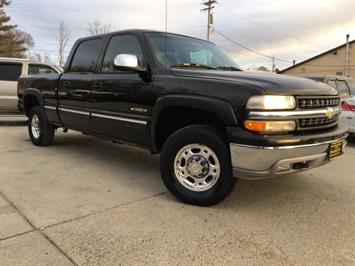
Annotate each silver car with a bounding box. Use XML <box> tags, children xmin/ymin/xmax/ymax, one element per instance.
<box><xmin>341</xmin><ymin>95</ymin><xmax>355</xmax><ymax>137</ymax></box>
<box><xmin>303</xmin><ymin>75</ymin><xmax>355</xmax><ymax>137</ymax></box>
<box><xmin>0</xmin><ymin>58</ymin><xmax>61</xmax><ymax>113</ymax></box>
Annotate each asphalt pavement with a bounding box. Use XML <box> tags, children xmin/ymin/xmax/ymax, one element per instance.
<box><xmin>0</xmin><ymin>126</ymin><xmax>355</xmax><ymax>265</ymax></box>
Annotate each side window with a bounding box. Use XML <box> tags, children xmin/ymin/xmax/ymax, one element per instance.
<box><xmin>0</xmin><ymin>63</ymin><xmax>22</xmax><ymax>81</ymax></box>
<box><xmin>336</xmin><ymin>80</ymin><xmax>350</xmax><ymax>97</ymax></box>
<box><xmin>101</xmin><ymin>35</ymin><xmax>143</xmax><ymax>73</ymax></box>
<box><xmin>327</xmin><ymin>80</ymin><xmax>336</xmax><ymax>88</ymax></box>
<box><xmin>29</xmin><ymin>64</ymin><xmax>56</xmax><ymax>75</ymax></box>
<box><xmin>347</xmin><ymin>80</ymin><xmax>355</xmax><ymax>95</ymax></box>
<box><xmin>70</xmin><ymin>38</ymin><xmax>104</xmax><ymax>72</ymax></box>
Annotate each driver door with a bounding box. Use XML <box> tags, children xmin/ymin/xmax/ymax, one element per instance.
<box><xmin>91</xmin><ymin>33</ymin><xmax>152</xmax><ymax>146</ymax></box>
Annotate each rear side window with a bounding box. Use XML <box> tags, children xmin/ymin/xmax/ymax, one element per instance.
<box><xmin>346</xmin><ymin>80</ymin><xmax>355</xmax><ymax>95</ymax></box>
<box><xmin>0</xmin><ymin>63</ymin><xmax>22</xmax><ymax>81</ymax></box>
<box><xmin>101</xmin><ymin>35</ymin><xmax>143</xmax><ymax>73</ymax></box>
<box><xmin>29</xmin><ymin>64</ymin><xmax>56</xmax><ymax>75</ymax></box>
<box><xmin>70</xmin><ymin>38</ymin><xmax>104</xmax><ymax>72</ymax></box>
<box><xmin>336</xmin><ymin>80</ymin><xmax>350</xmax><ymax>97</ymax></box>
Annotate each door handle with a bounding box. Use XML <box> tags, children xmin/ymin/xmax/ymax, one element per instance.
<box><xmin>93</xmin><ymin>82</ymin><xmax>103</xmax><ymax>90</ymax></box>
<box><xmin>63</xmin><ymin>81</ymin><xmax>71</xmax><ymax>89</ymax></box>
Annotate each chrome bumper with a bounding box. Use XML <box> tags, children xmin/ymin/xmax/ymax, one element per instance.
<box><xmin>230</xmin><ymin>137</ymin><xmax>347</xmax><ymax>180</ymax></box>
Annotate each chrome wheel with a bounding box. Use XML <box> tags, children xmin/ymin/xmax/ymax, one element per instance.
<box><xmin>174</xmin><ymin>144</ymin><xmax>220</xmax><ymax>192</ymax></box>
<box><xmin>31</xmin><ymin>114</ymin><xmax>41</xmax><ymax>139</ymax></box>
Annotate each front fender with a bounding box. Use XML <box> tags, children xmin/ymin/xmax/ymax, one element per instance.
<box><xmin>150</xmin><ymin>94</ymin><xmax>238</xmax><ymax>150</ymax></box>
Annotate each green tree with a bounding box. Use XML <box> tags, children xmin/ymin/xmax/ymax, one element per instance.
<box><xmin>0</xmin><ymin>0</ymin><xmax>34</xmax><ymax>58</ymax></box>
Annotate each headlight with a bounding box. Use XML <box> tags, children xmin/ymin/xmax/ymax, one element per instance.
<box><xmin>244</xmin><ymin>120</ymin><xmax>296</xmax><ymax>133</ymax></box>
<box><xmin>246</xmin><ymin>95</ymin><xmax>296</xmax><ymax>110</ymax></box>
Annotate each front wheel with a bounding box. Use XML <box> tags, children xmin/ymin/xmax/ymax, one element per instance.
<box><xmin>160</xmin><ymin>125</ymin><xmax>235</xmax><ymax>206</ymax></box>
<box><xmin>28</xmin><ymin>106</ymin><xmax>55</xmax><ymax>146</ymax></box>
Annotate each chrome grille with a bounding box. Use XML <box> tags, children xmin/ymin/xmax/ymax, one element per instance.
<box><xmin>297</xmin><ymin>97</ymin><xmax>340</xmax><ymax>109</ymax></box>
<box><xmin>298</xmin><ymin>115</ymin><xmax>339</xmax><ymax>129</ymax></box>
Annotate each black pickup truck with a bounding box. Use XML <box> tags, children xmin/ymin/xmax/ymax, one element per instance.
<box><xmin>18</xmin><ymin>30</ymin><xmax>348</xmax><ymax>206</ymax></box>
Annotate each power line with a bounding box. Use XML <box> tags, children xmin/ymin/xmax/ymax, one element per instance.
<box><xmin>217</xmin><ymin>4</ymin><xmax>300</xmax><ymax>44</ymax></box>
<box><xmin>213</xmin><ymin>27</ymin><xmax>291</xmax><ymax>62</ymax></box>
<box><xmin>213</xmin><ymin>28</ymin><xmax>354</xmax><ymax>69</ymax></box>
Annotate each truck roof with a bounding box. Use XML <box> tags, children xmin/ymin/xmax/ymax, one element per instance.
<box><xmin>75</xmin><ymin>29</ymin><xmax>214</xmax><ymax>44</ymax></box>
<box><xmin>0</xmin><ymin>57</ymin><xmax>43</xmax><ymax>63</ymax></box>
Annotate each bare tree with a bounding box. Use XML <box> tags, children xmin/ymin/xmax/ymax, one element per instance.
<box><xmin>56</xmin><ymin>21</ymin><xmax>70</xmax><ymax>67</ymax></box>
<box><xmin>28</xmin><ymin>52</ymin><xmax>53</xmax><ymax>64</ymax></box>
<box><xmin>86</xmin><ymin>20</ymin><xmax>115</xmax><ymax>36</ymax></box>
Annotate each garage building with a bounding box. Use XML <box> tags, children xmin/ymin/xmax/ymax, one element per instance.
<box><xmin>279</xmin><ymin>39</ymin><xmax>354</xmax><ymax>79</ymax></box>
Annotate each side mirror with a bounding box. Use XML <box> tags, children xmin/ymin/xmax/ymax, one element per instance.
<box><xmin>113</xmin><ymin>54</ymin><xmax>145</xmax><ymax>72</ymax></box>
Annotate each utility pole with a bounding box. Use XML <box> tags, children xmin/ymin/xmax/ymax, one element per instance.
<box><xmin>165</xmin><ymin>0</ymin><xmax>168</xmax><ymax>32</ymax></box>
<box><xmin>201</xmin><ymin>0</ymin><xmax>217</xmax><ymax>41</ymax></box>
<box><xmin>344</xmin><ymin>34</ymin><xmax>350</xmax><ymax>77</ymax></box>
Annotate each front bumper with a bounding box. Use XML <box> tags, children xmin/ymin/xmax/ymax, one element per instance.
<box><xmin>228</xmin><ymin>124</ymin><xmax>348</xmax><ymax>179</ymax></box>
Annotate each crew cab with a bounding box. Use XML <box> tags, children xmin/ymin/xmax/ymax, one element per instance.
<box><xmin>18</xmin><ymin>30</ymin><xmax>348</xmax><ymax>206</ymax></box>
<box><xmin>0</xmin><ymin>57</ymin><xmax>61</xmax><ymax>113</ymax></box>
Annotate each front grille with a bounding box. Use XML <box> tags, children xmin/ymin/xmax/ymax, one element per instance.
<box><xmin>297</xmin><ymin>97</ymin><xmax>340</xmax><ymax>109</ymax></box>
<box><xmin>298</xmin><ymin>115</ymin><xmax>339</xmax><ymax>129</ymax></box>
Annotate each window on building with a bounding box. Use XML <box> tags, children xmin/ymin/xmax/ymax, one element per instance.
<box><xmin>70</xmin><ymin>38</ymin><xmax>104</xmax><ymax>72</ymax></box>
<box><xmin>0</xmin><ymin>63</ymin><xmax>22</xmax><ymax>81</ymax></box>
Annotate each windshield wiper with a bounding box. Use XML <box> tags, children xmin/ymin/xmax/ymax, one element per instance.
<box><xmin>215</xmin><ymin>66</ymin><xmax>241</xmax><ymax>71</ymax></box>
<box><xmin>171</xmin><ymin>63</ymin><xmax>216</xmax><ymax>70</ymax></box>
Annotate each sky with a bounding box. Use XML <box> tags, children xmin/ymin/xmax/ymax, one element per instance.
<box><xmin>5</xmin><ymin>0</ymin><xmax>355</xmax><ymax>70</ymax></box>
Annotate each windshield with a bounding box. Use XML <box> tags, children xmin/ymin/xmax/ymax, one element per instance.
<box><xmin>145</xmin><ymin>33</ymin><xmax>241</xmax><ymax>71</ymax></box>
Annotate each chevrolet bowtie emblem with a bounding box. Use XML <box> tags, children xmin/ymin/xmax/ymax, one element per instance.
<box><xmin>325</xmin><ymin>107</ymin><xmax>338</xmax><ymax>119</ymax></box>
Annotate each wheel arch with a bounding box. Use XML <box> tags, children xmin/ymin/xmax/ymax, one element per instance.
<box><xmin>151</xmin><ymin>95</ymin><xmax>238</xmax><ymax>152</ymax></box>
<box><xmin>23</xmin><ymin>89</ymin><xmax>44</xmax><ymax>116</ymax></box>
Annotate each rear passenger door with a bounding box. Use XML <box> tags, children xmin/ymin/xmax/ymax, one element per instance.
<box><xmin>58</xmin><ymin>37</ymin><xmax>104</xmax><ymax>132</ymax></box>
<box><xmin>0</xmin><ymin>62</ymin><xmax>23</xmax><ymax>112</ymax></box>
<box><xmin>91</xmin><ymin>34</ymin><xmax>152</xmax><ymax>146</ymax></box>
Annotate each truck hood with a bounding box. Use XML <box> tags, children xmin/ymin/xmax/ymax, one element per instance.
<box><xmin>172</xmin><ymin>69</ymin><xmax>338</xmax><ymax>96</ymax></box>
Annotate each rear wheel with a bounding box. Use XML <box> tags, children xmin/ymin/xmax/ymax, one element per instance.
<box><xmin>28</xmin><ymin>106</ymin><xmax>55</xmax><ymax>146</ymax></box>
<box><xmin>160</xmin><ymin>125</ymin><xmax>235</xmax><ymax>206</ymax></box>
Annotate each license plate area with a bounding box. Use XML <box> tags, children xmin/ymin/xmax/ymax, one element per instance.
<box><xmin>328</xmin><ymin>140</ymin><xmax>343</xmax><ymax>160</ymax></box>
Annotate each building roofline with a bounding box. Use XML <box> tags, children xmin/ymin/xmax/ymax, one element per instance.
<box><xmin>279</xmin><ymin>39</ymin><xmax>355</xmax><ymax>73</ymax></box>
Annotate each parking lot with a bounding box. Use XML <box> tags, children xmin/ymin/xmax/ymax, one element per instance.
<box><xmin>0</xmin><ymin>125</ymin><xmax>355</xmax><ymax>265</ymax></box>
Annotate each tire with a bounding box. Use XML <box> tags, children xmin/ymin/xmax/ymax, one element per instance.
<box><xmin>160</xmin><ymin>125</ymin><xmax>235</xmax><ymax>206</ymax></box>
<box><xmin>28</xmin><ymin>106</ymin><xmax>55</xmax><ymax>146</ymax></box>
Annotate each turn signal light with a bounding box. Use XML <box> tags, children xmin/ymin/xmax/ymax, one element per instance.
<box><xmin>244</xmin><ymin>120</ymin><xmax>296</xmax><ymax>133</ymax></box>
